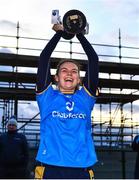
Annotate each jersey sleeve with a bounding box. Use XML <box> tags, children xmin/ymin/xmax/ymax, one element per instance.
<box><xmin>36</xmin><ymin>31</ymin><xmax>63</xmax><ymax>93</ymax></box>
<box><xmin>76</xmin><ymin>33</ymin><xmax>99</xmax><ymax>97</ymax></box>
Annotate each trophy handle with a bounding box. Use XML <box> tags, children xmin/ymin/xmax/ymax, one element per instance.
<box><xmin>51</xmin><ymin>9</ymin><xmax>87</xmax><ymax>40</ymax></box>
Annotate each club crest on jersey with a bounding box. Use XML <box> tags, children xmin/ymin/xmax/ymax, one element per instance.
<box><xmin>66</xmin><ymin>101</ymin><xmax>74</xmax><ymax>111</ymax></box>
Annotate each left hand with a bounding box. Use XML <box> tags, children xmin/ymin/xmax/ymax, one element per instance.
<box><xmin>52</xmin><ymin>24</ymin><xmax>64</xmax><ymax>32</ymax></box>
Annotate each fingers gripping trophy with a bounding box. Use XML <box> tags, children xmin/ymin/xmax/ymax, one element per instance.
<box><xmin>51</xmin><ymin>9</ymin><xmax>89</xmax><ymax>39</ymax></box>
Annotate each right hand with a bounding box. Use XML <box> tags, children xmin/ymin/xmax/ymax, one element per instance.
<box><xmin>52</xmin><ymin>24</ymin><xmax>64</xmax><ymax>32</ymax></box>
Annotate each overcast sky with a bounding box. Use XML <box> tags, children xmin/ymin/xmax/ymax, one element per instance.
<box><xmin>0</xmin><ymin>0</ymin><xmax>139</xmax><ymax>45</ymax></box>
<box><xmin>0</xmin><ymin>0</ymin><xmax>139</xmax><ymax>124</ymax></box>
<box><xmin>0</xmin><ymin>0</ymin><xmax>139</xmax><ymax>62</ymax></box>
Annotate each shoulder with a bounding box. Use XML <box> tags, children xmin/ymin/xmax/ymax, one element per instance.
<box><xmin>36</xmin><ymin>84</ymin><xmax>58</xmax><ymax>103</ymax></box>
<box><xmin>0</xmin><ymin>133</ymin><xmax>7</xmax><ymax>143</ymax></box>
<box><xmin>16</xmin><ymin>132</ymin><xmax>27</xmax><ymax>139</ymax></box>
<box><xmin>134</xmin><ymin>135</ymin><xmax>139</xmax><ymax>142</ymax></box>
<box><xmin>79</xmin><ymin>86</ymin><xmax>97</xmax><ymax>99</ymax></box>
<box><xmin>36</xmin><ymin>83</ymin><xmax>54</xmax><ymax>96</ymax></box>
<box><xmin>0</xmin><ymin>132</ymin><xmax>7</xmax><ymax>138</ymax></box>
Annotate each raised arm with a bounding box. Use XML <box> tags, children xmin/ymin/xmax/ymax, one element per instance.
<box><xmin>76</xmin><ymin>33</ymin><xmax>99</xmax><ymax>96</ymax></box>
<box><xmin>36</xmin><ymin>25</ymin><xmax>63</xmax><ymax>92</ymax></box>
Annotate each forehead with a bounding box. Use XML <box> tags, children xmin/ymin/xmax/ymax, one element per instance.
<box><xmin>59</xmin><ymin>62</ymin><xmax>79</xmax><ymax>70</ymax></box>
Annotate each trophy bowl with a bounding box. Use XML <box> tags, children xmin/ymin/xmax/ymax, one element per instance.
<box><xmin>63</xmin><ymin>9</ymin><xmax>87</xmax><ymax>34</ymax></box>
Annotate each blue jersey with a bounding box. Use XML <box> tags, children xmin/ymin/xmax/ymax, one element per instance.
<box><xmin>36</xmin><ymin>84</ymin><xmax>97</xmax><ymax>168</ymax></box>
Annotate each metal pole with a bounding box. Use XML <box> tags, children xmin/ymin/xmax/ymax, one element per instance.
<box><xmin>14</xmin><ymin>21</ymin><xmax>19</xmax><ymax>117</ymax></box>
<box><xmin>119</xmin><ymin>29</ymin><xmax>126</xmax><ymax>179</ymax></box>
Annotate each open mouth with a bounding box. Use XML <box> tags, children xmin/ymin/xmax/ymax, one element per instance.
<box><xmin>65</xmin><ymin>78</ymin><xmax>73</xmax><ymax>82</ymax></box>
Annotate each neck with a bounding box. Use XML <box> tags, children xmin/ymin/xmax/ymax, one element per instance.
<box><xmin>60</xmin><ymin>90</ymin><xmax>75</xmax><ymax>94</ymax></box>
<box><xmin>57</xmin><ymin>86</ymin><xmax>75</xmax><ymax>94</ymax></box>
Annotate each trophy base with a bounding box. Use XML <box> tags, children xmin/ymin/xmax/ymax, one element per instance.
<box><xmin>62</xmin><ymin>31</ymin><xmax>75</xmax><ymax>40</ymax></box>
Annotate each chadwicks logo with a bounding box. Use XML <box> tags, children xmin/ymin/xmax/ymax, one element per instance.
<box><xmin>52</xmin><ymin>101</ymin><xmax>86</xmax><ymax>119</ymax></box>
<box><xmin>66</xmin><ymin>101</ymin><xmax>74</xmax><ymax>111</ymax></box>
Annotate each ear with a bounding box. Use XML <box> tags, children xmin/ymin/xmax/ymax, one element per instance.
<box><xmin>55</xmin><ymin>75</ymin><xmax>59</xmax><ymax>82</ymax></box>
<box><xmin>77</xmin><ymin>77</ymin><xmax>81</xmax><ymax>84</ymax></box>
